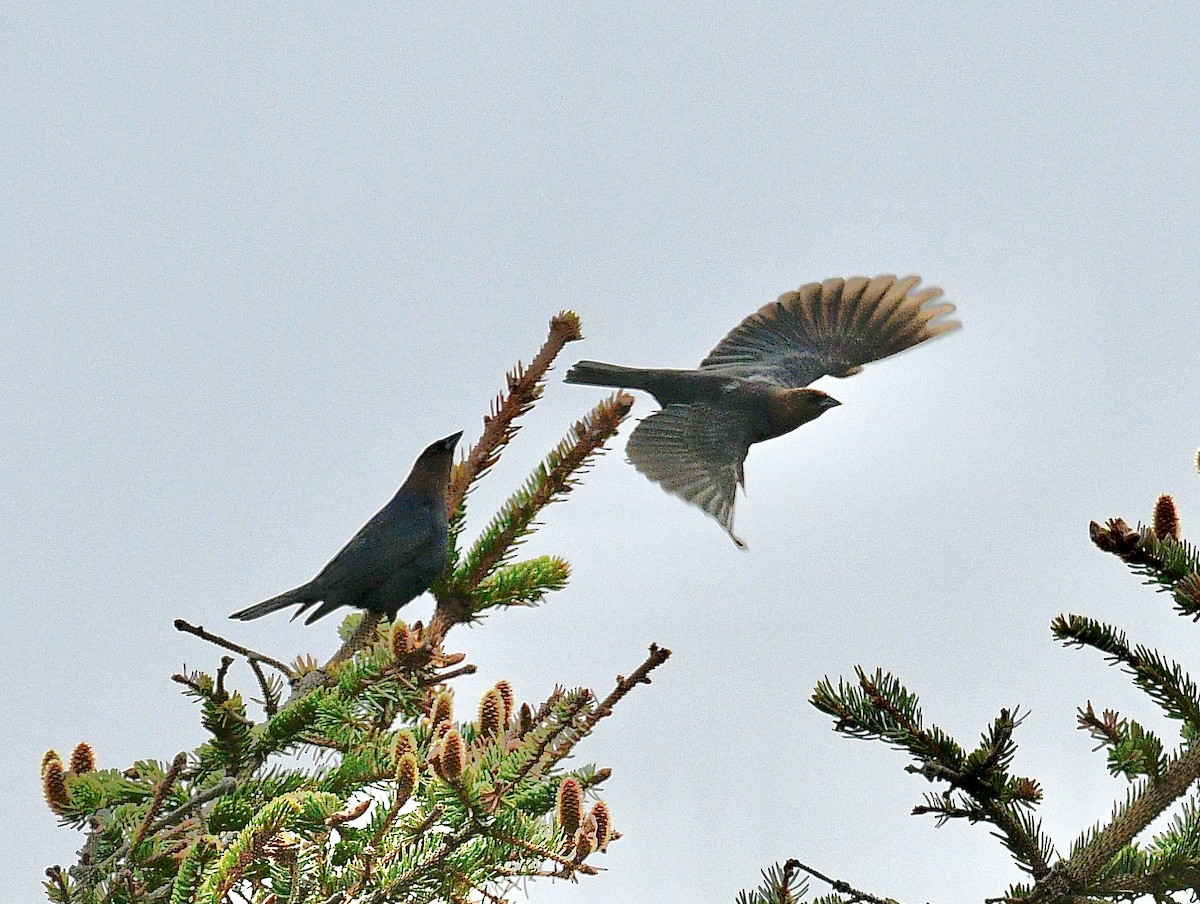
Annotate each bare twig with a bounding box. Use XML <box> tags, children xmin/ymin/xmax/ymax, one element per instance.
<box><xmin>420</xmin><ymin>663</ymin><xmax>477</xmax><ymax>686</ymax></box>
<box><xmin>787</xmin><ymin>859</ymin><xmax>897</xmax><ymax>904</ymax></box>
<box><xmin>581</xmin><ymin>643</ymin><xmax>672</xmax><ymax>732</ymax></box>
<box><xmin>173</xmin><ymin>619</ymin><xmax>296</xmax><ymax>682</ymax></box>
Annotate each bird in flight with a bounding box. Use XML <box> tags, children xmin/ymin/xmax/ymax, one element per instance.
<box><xmin>565</xmin><ymin>275</ymin><xmax>958</xmax><ymax>547</ymax></box>
<box><xmin>230</xmin><ymin>431</ymin><xmax>462</xmax><ymax>624</ymax></box>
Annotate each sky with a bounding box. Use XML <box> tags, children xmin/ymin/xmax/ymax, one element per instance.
<box><xmin>4</xmin><ymin>5</ymin><xmax>1199</xmax><ymax>903</ymax></box>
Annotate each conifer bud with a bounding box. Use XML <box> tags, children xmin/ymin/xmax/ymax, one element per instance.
<box><xmin>70</xmin><ymin>742</ymin><xmax>96</xmax><ymax>775</ymax></box>
<box><xmin>568</xmin><ymin>825</ymin><xmax>592</xmax><ymax>859</ymax></box>
<box><xmin>41</xmin><ymin>749</ymin><xmax>61</xmax><ymax>775</ymax></box>
<box><xmin>477</xmin><ymin>688</ymin><xmax>505</xmax><ymax>740</ymax></box>
<box><xmin>390</xmin><ymin>731</ymin><xmax>416</xmax><ymax>765</ymax></box>
<box><xmin>41</xmin><ymin>752</ymin><xmax>69</xmax><ymax>814</ymax></box>
<box><xmin>395</xmin><ymin>752</ymin><xmax>419</xmax><ymax>807</ymax></box>
<box><xmin>555</xmin><ymin>777</ymin><xmax>583</xmax><ymax>836</ymax></box>
<box><xmin>517</xmin><ymin>702</ymin><xmax>534</xmax><ymax>737</ymax></box>
<box><xmin>1154</xmin><ymin>494</ymin><xmax>1180</xmax><ymax>540</ymax></box>
<box><xmin>439</xmin><ymin>729</ymin><xmax>465</xmax><ymax>780</ymax></box>
<box><xmin>389</xmin><ymin>622</ymin><xmax>411</xmax><ymax>658</ymax></box>
<box><xmin>494</xmin><ymin>680</ymin><xmax>515</xmax><ymax>723</ymax></box>
<box><xmin>429</xmin><ymin>691</ymin><xmax>453</xmax><ymax>729</ymax></box>
<box><xmin>589</xmin><ymin>800</ymin><xmax>612</xmax><ymax>850</ymax></box>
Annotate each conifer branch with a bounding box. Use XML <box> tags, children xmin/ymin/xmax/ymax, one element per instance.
<box><xmin>173</xmin><ymin>619</ymin><xmax>297</xmax><ymax>683</ymax></box>
<box><xmin>132</xmin><ymin>752</ymin><xmax>187</xmax><ymax>848</ymax></box>
<box><xmin>325</xmin><ymin>610</ymin><xmax>384</xmax><ymax>667</ymax></box>
<box><xmin>150</xmin><ymin>778</ymin><xmax>235</xmax><ymax>834</ymax></box>
<box><xmin>582</xmin><ymin>643</ymin><xmax>673</xmax><ymax>732</ymax></box>
<box><xmin>47</xmin><ymin>318</ymin><xmax>659</xmax><ymax>904</ymax></box>
<box><xmin>447</xmin><ymin>311</ymin><xmax>583</xmax><ymax>518</ymax></box>
<box><xmin>453</xmin><ymin>391</ymin><xmax>634</xmax><ymax>596</ymax></box>
<box><xmin>1057</xmin><ymin>741</ymin><xmax>1200</xmax><ymax>886</ymax></box>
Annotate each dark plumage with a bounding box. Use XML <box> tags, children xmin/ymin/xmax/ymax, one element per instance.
<box><xmin>565</xmin><ymin>275</ymin><xmax>959</xmax><ymax>546</ymax></box>
<box><xmin>230</xmin><ymin>431</ymin><xmax>462</xmax><ymax>624</ymax></box>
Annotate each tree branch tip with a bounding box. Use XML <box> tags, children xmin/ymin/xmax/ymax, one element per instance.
<box><xmin>551</xmin><ymin>310</ymin><xmax>583</xmax><ymax>342</ymax></box>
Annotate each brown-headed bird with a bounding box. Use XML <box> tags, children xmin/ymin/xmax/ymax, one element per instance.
<box><xmin>565</xmin><ymin>275</ymin><xmax>958</xmax><ymax>547</ymax></box>
<box><xmin>230</xmin><ymin>431</ymin><xmax>462</xmax><ymax>624</ymax></box>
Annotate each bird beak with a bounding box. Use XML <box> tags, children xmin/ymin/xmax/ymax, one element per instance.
<box><xmin>823</xmin><ymin>396</ymin><xmax>842</xmax><ymax>409</ymax></box>
<box><xmin>439</xmin><ymin>431</ymin><xmax>464</xmax><ymax>450</ymax></box>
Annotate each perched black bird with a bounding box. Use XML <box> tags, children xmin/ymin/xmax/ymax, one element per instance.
<box><xmin>230</xmin><ymin>431</ymin><xmax>462</xmax><ymax>624</ymax></box>
<box><xmin>565</xmin><ymin>275</ymin><xmax>958</xmax><ymax>546</ymax></box>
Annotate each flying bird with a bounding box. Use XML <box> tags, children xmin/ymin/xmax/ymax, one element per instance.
<box><xmin>230</xmin><ymin>431</ymin><xmax>462</xmax><ymax>624</ymax></box>
<box><xmin>565</xmin><ymin>275</ymin><xmax>958</xmax><ymax>546</ymax></box>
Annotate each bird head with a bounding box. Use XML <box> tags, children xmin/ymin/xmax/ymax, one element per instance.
<box><xmin>430</xmin><ymin>431</ymin><xmax>464</xmax><ymax>453</ymax></box>
<box><xmin>774</xmin><ymin>388</ymin><xmax>841</xmax><ymax>430</ymax></box>
<box><xmin>402</xmin><ymin>431</ymin><xmax>463</xmax><ymax>493</ymax></box>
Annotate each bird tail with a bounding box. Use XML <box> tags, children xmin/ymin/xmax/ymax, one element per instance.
<box><xmin>229</xmin><ymin>585</ymin><xmax>318</xmax><ymax>621</ymax></box>
<box><xmin>565</xmin><ymin>360</ymin><xmax>694</xmax><ymax>395</ymax></box>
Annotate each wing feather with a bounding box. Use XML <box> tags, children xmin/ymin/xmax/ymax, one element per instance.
<box><xmin>699</xmin><ymin>275</ymin><xmax>959</xmax><ymax>387</ymax></box>
<box><xmin>625</xmin><ymin>404</ymin><xmax>751</xmax><ymax>547</ymax></box>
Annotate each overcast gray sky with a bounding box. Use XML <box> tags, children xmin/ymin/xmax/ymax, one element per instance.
<box><xmin>5</xmin><ymin>5</ymin><xmax>1199</xmax><ymax>903</ymax></box>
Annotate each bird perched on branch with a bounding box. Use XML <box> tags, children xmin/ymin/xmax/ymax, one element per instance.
<box><xmin>230</xmin><ymin>431</ymin><xmax>462</xmax><ymax>624</ymax></box>
<box><xmin>565</xmin><ymin>275</ymin><xmax>958</xmax><ymax>547</ymax></box>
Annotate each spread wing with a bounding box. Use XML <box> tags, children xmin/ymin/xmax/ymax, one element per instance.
<box><xmin>699</xmin><ymin>275</ymin><xmax>959</xmax><ymax>388</ymax></box>
<box><xmin>625</xmin><ymin>403</ymin><xmax>751</xmax><ymax>547</ymax></box>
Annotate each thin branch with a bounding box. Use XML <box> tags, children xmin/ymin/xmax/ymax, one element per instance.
<box><xmin>447</xmin><ymin>312</ymin><xmax>583</xmax><ymax>516</ymax></box>
<box><xmin>247</xmin><ymin>658</ymin><xmax>280</xmax><ymax>717</ymax></box>
<box><xmin>173</xmin><ymin>619</ymin><xmax>296</xmax><ymax>682</ymax></box>
<box><xmin>581</xmin><ymin>643</ymin><xmax>672</xmax><ymax>732</ymax></box>
<box><xmin>787</xmin><ymin>859</ymin><xmax>897</xmax><ymax>904</ymax></box>
<box><xmin>420</xmin><ymin>663</ymin><xmax>477</xmax><ymax>685</ymax></box>
<box><xmin>147</xmin><ymin>777</ymin><xmax>236</xmax><ymax>834</ymax></box>
<box><xmin>132</xmin><ymin>752</ymin><xmax>187</xmax><ymax>846</ymax></box>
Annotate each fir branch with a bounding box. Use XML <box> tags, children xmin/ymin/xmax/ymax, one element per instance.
<box><xmin>453</xmin><ymin>391</ymin><xmax>634</xmax><ymax>595</ymax></box>
<box><xmin>1058</xmin><ymin>742</ymin><xmax>1200</xmax><ymax>887</ymax></box>
<box><xmin>1054</xmin><ymin>614</ymin><xmax>1200</xmax><ymax>732</ymax></box>
<box><xmin>447</xmin><ymin>311</ymin><xmax>583</xmax><ymax>521</ymax></box>
<box><xmin>734</xmin><ymin>860</ymin><xmax>809</xmax><ymax>904</ymax></box>
<box><xmin>485</xmin><ymin>825</ymin><xmax>593</xmax><ymax>877</ymax></box>
<box><xmin>197</xmin><ymin>791</ymin><xmax>341</xmax><ymax>901</ymax></box>
<box><xmin>1090</xmin><ymin>519</ymin><xmax>1200</xmax><ymax>619</ymax></box>
<box><xmin>132</xmin><ymin>752</ymin><xmax>187</xmax><ymax>848</ymax></box>
<box><xmin>472</xmin><ymin>556</ymin><xmax>571</xmax><ymax>611</ymax></box>
<box><xmin>485</xmin><ymin>692</ymin><xmax>594</xmax><ymax>811</ymax></box>
<box><xmin>174</xmin><ymin>619</ymin><xmax>297</xmax><ymax>683</ymax></box>
<box><xmin>581</xmin><ymin>643</ymin><xmax>672</xmax><ymax>733</ymax></box>
<box><xmin>324</xmin><ymin>610</ymin><xmax>386</xmax><ymax>668</ymax></box>
<box><xmin>149</xmin><ymin>778</ymin><xmax>236</xmax><ymax>835</ymax></box>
